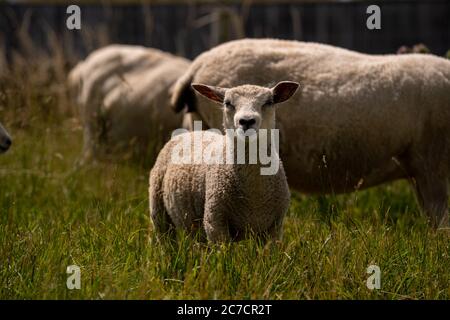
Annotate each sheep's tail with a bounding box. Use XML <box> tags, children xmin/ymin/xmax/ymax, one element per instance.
<box><xmin>170</xmin><ymin>66</ymin><xmax>197</xmax><ymax>113</ymax></box>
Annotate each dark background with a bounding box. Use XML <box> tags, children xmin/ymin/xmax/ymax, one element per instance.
<box><xmin>0</xmin><ymin>0</ymin><xmax>449</xmax><ymax>62</ymax></box>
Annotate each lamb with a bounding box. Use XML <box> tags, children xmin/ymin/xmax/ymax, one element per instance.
<box><xmin>68</xmin><ymin>44</ymin><xmax>190</xmax><ymax>163</ymax></box>
<box><xmin>0</xmin><ymin>122</ymin><xmax>12</xmax><ymax>153</ymax></box>
<box><xmin>171</xmin><ymin>38</ymin><xmax>450</xmax><ymax>228</ymax></box>
<box><xmin>149</xmin><ymin>81</ymin><xmax>299</xmax><ymax>242</ymax></box>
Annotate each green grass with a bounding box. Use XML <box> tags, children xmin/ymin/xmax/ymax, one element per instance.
<box><xmin>0</xmin><ymin>72</ymin><xmax>449</xmax><ymax>300</ymax></box>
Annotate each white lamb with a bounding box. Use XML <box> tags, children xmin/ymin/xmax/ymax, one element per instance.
<box><xmin>149</xmin><ymin>81</ymin><xmax>299</xmax><ymax>242</ymax></box>
<box><xmin>171</xmin><ymin>38</ymin><xmax>450</xmax><ymax>228</ymax></box>
<box><xmin>68</xmin><ymin>44</ymin><xmax>190</xmax><ymax>163</ymax></box>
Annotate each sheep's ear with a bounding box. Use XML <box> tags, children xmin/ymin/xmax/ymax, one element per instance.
<box><xmin>272</xmin><ymin>81</ymin><xmax>300</xmax><ymax>104</ymax></box>
<box><xmin>191</xmin><ymin>83</ymin><xmax>226</xmax><ymax>104</ymax></box>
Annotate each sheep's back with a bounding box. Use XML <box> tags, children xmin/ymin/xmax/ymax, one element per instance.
<box><xmin>69</xmin><ymin>44</ymin><xmax>190</xmax><ymax>158</ymax></box>
<box><xmin>183</xmin><ymin>39</ymin><xmax>450</xmax><ymax>192</ymax></box>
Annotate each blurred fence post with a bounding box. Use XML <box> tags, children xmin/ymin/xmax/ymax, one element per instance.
<box><xmin>210</xmin><ymin>7</ymin><xmax>245</xmax><ymax>48</ymax></box>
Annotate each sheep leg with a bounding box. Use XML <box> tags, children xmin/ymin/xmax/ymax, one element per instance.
<box><xmin>150</xmin><ymin>202</ymin><xmax>175</xmax><ymax>236</ymax></box>
<box><xmin>412</xmin><ymin>173</ymin><xmax>449</xmax><ymax>228</ymax></box>
<box><xmin>80</xmin><ymin>126</ymin><xmax>95</xmax><ymax>164</ymax></box>
<box><xmin>203</xmin><ymin>208</ymin><xmax>231</xmax><ymax>243</ymax></box>
<box><xmin>255</xmin><ymin>219</ymin><xmax>284</xmax><ymax>243</ymax></box>
<box><xmin>149</xmin><ymin>186</ymin><xmax>175</xmax><ymax>239</ymax></box>
<box><xmin>78</xmin><ymin>110</ymin><xmax>104</xmax><ymax>165</ymax></box>
<box><xmin>267</xmin><ymin>218</ymin><xmax>284</xmax><ymax>241</ymax></box>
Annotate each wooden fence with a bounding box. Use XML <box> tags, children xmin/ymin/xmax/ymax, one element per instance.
<box><xmin>0</xmin><ymin>1</ymin><xmax>449</xmax><ymax>62</ymax></box>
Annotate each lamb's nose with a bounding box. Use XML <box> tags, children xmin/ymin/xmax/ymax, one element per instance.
<box><xmin>239</xmin><ymin>118</ymin><xmax>256</xmax><ymax>131</ymax></box>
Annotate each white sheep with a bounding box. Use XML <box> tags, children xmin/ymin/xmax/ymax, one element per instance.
<box><xmin>149</xmin><ymin>81</ymin><xmax>299</xmax><ymax>242</ymax></box>
<box><xmin>68</xmin><ymin>44</ymin><xmax>190</xmax><ymax>163</ymax></box>
<box><xmin>0</xmin><ymin>122</ymin><xmax>12</xmax><ymax>153</ymax></box>
<box><xmin>171</xmin><ymin>38</ymin><xmax>450</xmax><ymax>228</ymax></box>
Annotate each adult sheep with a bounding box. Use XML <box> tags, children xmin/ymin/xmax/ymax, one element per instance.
<box><xmin>68</xmin><ymin>44</ymin><xmax>190</xmax><ymax>164</ymax></box>
<box><xmin>171</xmin><ymin>38</ymin><xmax>450</xmax><ymax>228</ymax></box>
<box><xmin>0</xmin><ymin>122</ymin><xmax>12</xmax><ymax>153</ymax></box>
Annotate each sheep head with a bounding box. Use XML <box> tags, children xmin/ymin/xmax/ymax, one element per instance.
<box><xmin>191</xmin><ymin>81</ymin><xmax>299</xmax><ymax>136</ymax></box>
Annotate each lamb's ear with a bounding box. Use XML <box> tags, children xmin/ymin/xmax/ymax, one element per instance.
<box><xmin>191</xmin><ymin>83</ymin><xmax>226</xmax><ymax>104</ymax></box>
<box><xmin>272</xmin><ymin>81</ymin><xmax>300</xmax><ymax>104</ymax></box>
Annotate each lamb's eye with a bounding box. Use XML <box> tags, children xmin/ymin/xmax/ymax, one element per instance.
<box><xmin>262</xmin><ymin>100</ymin><xmax>273</xmax><ymax>108</ymax></box>
<box><xmin>224</xmin><ymin>101</ymin><xmax>235</xmax><ymax>110</ymax></box>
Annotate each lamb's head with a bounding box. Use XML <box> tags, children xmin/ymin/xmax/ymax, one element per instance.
<box><xmin>0</xmin><ymin>122</ymin><xmax>12</xmax><ymax>153</ymax></box>
<box><xmin>192</xmin><ymin>81</ymin><xmax>299</xmax><ymax>135</ymax></box>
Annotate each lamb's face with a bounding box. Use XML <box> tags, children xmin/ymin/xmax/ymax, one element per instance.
<box><xmin>223</xmin><ymin>85</ymin><xmax>273</xmax><ymax>134</ymax></box>
<box><xmin>0</xmin><ymin>122</ymin><xmax>12</xmax><ymax>153</ymax></box>
<box><xmin>192</xmin><ymin>81</ymin><xmax>300</xmax><ymax>135</ymax></box>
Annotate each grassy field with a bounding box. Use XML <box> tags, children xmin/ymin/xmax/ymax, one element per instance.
<box><xmin>0</xmin><ymin>66</ymin><xmax>449</xmax><ymax>300</ymax></box>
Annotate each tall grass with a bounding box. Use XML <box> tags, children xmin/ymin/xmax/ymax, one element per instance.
<box><xmin>0</xmin><ymin>54</ymin><xmax>449</xmax><ymax>300</ymax></box>
<box><xmin>0</xmin><ymin>13</ymin><xmax>449</xmax><ymax>299</ymax></box>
